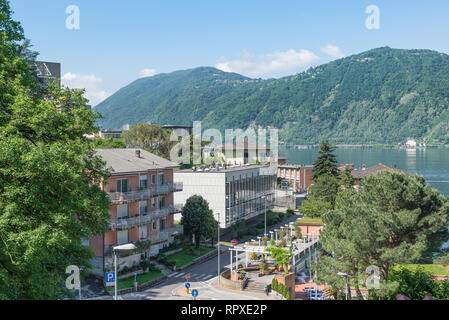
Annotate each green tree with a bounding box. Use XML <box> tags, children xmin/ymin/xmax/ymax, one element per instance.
<box><xmin>122</xmin><ymin>123</ymin><xmax>176</xmax><ymax>159</ymax></box>
<box><xmin>319</xmin><ymin>171</ymin><xmax>449</xmax><ymax>299</ymax></box>
<box><xmin>181</xmin><ymin>195</ymin><xmax>218</xmax><ymax>248</ymax></box>
<box><xmin>93</xmin><ymin>137</ymin><xmax>126</xmax><ymax>149</ymax></box>
<box><xmin>312</xmin><ymin>140</ymin><xmax>339</xmax><ymax>180</ymax></box>
<box><xmin>300</xmin><ymin>174</ymin><xmax>340</xmax><ymax>217</ymax></box>
<box><xmin>340</xmin><ymin>165</ymin><xmax>354</xmax><ymax>189</ymax></box>
<box><xmin>313</xmin><ymin>254</ymin><xmax>347</xmax><ymax>300</ymax></box>
<box><xmin>0</xmin><ymin>0</ymin><xmax>111</xmax><ymax>299</ymax></box>
<box><xmin>266</xmin><ymin>247</ymin><xmax>292</xmax><ymax>274</ymax></box>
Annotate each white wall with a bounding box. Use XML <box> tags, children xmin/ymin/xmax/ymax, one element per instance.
<box><xmin>174</xmin><ymin>172</ymin><xmax>227</xmax><ymax>227</ymax></box>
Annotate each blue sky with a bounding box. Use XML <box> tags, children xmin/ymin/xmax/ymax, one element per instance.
<box><xmin>9</xmin><ymin>0</ymin><xmax>449</xmax><ymax>106</ymax></box>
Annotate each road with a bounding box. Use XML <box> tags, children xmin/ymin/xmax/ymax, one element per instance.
<box><xmin>93</xmin><ymin>213</ymin><xmax>302</xmax><ymax>300</ymax></box>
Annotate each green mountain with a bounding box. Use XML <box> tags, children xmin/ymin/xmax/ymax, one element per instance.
<box><xmin>96</xmin><ymin>47</ymin><xmax>449</xmax><ymax>145</ymax></box>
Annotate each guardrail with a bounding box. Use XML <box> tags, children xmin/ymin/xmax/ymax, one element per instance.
<box><xmin>108</xmin><ymin>182</ymin><xmax>183</xmax><ymax>203</ymax></box>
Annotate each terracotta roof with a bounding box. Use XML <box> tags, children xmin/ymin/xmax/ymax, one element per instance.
<box><xmin>350</xmin><ymin>163</ymin><xmax>395</xmax><ymax>180</ymax></box>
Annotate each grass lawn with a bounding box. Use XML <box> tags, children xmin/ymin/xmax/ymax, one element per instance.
<box><xmin>294</xmin><ymin>217</ymin><xmax>324</xmax><ymax>225</ymax></box>
<box><xmin>393</xmin><ymin>264</ymin><xmax>449</xmax><ymax>276</ymax></box>
<box><xmin>106</xmin><ymin>269</ymin><xmax>163</xmax><ymax>291</ymax></box>
<box><xmin>167</xmin><ymin>246</ymin><xmax>215</xmax><ymax>268</ymax></box>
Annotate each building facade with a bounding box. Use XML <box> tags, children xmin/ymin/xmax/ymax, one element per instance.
<box><xmin>277</xmin><ymin>164</ymin><xmax>314</xmax><ymax>193</ymax></box>
<box><xmin>88</xmin><ymin>149</ymin><xmax>183</xmax><ymax>274</ymax></box>
<box><xmin>174</xmin><ymin>165</ymin><xmax>276</xmax><ymax>229</ymax></box>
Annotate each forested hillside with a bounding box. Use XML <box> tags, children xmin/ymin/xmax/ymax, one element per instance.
<box><xmin>96</xmin><ymin>47</ymin><xmax>449</xmax><ymax>145</ymax></box>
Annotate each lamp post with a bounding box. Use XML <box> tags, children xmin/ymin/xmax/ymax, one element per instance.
<box><xmin>337</xmin><ymin>272</ymin><xmax>350</xmax><ymax>300</ymax></box>
<box><xmin>113</xmin><ymin>243</ymin><xmax>137</xmax><ymax>301</ymax></box>
<box><xmin>262</xmin><ymin>195</ymin><xmax>267</xmax><ymax>236</ymax></box>
<box><xmin>217</xmin><ymin>212</ymin><xmax>221</xmax><ymax>285</ymax></box>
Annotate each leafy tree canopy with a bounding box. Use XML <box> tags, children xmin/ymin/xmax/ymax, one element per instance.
<box><xmin>180</xmin><ymin>195</ymin><xmax>217</xmax><ymax>248</ymax></box>
<box><xmin>0</xmin><ymin>0</ymin><xmax>110</xmax><ymax>299</ymax></box>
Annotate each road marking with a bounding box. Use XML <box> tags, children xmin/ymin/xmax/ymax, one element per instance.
<box><xmin>174</xmin><ymin>273</ymin><xmax>186</xmax><ymax>278</ymax></box>
<box><xmin>203</xmin><ymin>274</ymin><xmax>214</xmax><ymax>280</ymax></box>
<box><xmin>168</xmin><ymin>272</ymin><xmax>181</xmax><ymax>278</ymax></box>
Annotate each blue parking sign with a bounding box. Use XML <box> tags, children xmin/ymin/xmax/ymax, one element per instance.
<box><xmin>105</xmin><ymin>272</ymin><xmax>115</xmax><ymax>287</ymax></box>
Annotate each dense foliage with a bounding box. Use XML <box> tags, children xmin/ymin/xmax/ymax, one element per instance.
<box><xmin>317</xmin><ymin>171</ymin><xmax>449</xmax><ymax>299</ymax></box>
<box><xmin>0</xmin><ymin>0</ymin><xmax>110</xmax><ymax>299</ymax></box>
<box><xmin>121</xmin><ymin>123</ymin><xmax>176</xmax><ymax>159</ymax></box>
<box><xmin>97</xmin><ymin>47</ymin><xmax>449</xmax><ymax>145</ymax></box>
<box><xmin>312</xmin><ymin>140</ymin><xmax>339</xmax><ymax>180</ymax></box>
<box><xmin>180</xmin><ymin>195</ymin><xmax>218</xmax><ymax>248</ymax></box>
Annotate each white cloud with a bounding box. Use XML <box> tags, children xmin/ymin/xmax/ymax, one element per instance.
<box><xmin>61</xmin><ymin>72</ymin><xmax>110</xmax><ymax>106</ymax></box>
<box><xmin>320</xmin><ymin>44</ymin><xmax>345</xmax><ymax>60</ymax></box>
<box><xmin>215</xmin><ymin>49</ymin><xmax>320</xmax><ymax>78</ymax></box>
<box><xmin>139</xmin><ymin>68</ymin><xmax>158</xmax><ymax>78</ymax></box>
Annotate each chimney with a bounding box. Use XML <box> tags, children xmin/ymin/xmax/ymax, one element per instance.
<box><xmin>135</xmin><ymin>149</ymin><xmax>141</xmax><ymax>158</ymax></box>
<box><xmin>362</xmin><ymin>164</ymin><xmax>366</xmax><ymax>170</ymax></box>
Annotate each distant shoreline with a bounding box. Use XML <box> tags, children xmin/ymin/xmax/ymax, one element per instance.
<box><xmin>283</xmin><ymin>144</ymin><xmax>449</xmax><ymax>149</ymax></box>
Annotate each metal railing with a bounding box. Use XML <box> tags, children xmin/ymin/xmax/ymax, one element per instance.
<box><xmin>108</xmin><ymin>182</ymin><xmax>183</xmax><ymax>203</ymax></box>
<box><xmin>104</xmin><ymin>225</ymin><xmax>184</xmax><ymax>253</ymax></box>
<box><xmin>108</xmin><ymin>204</ymin><xmax>183</xmax><ymax>230</ymax></box>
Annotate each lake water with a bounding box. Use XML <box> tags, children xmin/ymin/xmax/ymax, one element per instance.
<box><xmin>280</xmin><ymin>147</ymin><xmax>449</xmax><ymax>195</ymax></box>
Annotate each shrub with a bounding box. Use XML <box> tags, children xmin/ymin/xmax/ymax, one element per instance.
<box><xmin>250</xmin><ymin>252</ymin><xmax>258</xmax><ymax>261</ymax></box>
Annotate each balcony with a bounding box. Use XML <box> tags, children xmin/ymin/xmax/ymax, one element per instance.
<box><xmin>108</xmin><ymin>182</ymin><xmax>183</xmax><ymax>204</ymax></box>
<box><xmin>108</xmin><ymin>204</ymin><xmax>183</xmax><ymax>231</ymax></box>
<box><xmin>104</xmin><ymin>225</ymin><xmax>184</xmax><ymax>254</ymax></box>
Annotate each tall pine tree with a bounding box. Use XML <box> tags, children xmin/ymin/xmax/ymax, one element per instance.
<box><xmin>313</xmin><ymin>140</ymin><xmax>339</xmax><ymax>181</ymax></box>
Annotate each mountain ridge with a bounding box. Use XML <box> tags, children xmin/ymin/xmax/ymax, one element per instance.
<box><xmin>96</xmin><ymin>47</ymin><xmax>449</xmax><ymax>145</ymax></box>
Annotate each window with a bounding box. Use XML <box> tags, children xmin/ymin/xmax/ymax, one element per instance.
<box><xmin>139</xmin><ymin>201</ymin><xmax>148</xmax><ymax>215</ymax></box>
<box><xmin>159</xmin><ymin>218</ymin><xmax>166</xmax><ymax>231</ymax></box>
<box><xmin>151</xmin><ymin>174</ymin><xmax>156</xmax><ymax>185</ymax></box>
<box><xmin>152</xmin><ymin>221</ymin><xmax>157</xmax><ymax>230</ymax></box>
<box><xmin>117</xmin><ymin>204</ymin><xmax>128</xmax><ymax>218</ymax></box>
<box><xmin>139</xmin><ymin>226</ymin><xmax>148</xmax><ymax>240</ymax></box>
<box><xmin>117</xmin><ymin>230</ymin><xmax>128</xmax><ymax>245</ymax></box>
<box><xmin>159</xmin><ymin>196</ymin><xmax>165</xmax><ymax>208</ymax></box>
<box><xmin>116</xmin><ymin>179</ymin><xmax>128</xmax><ymax>193</ymax></box>
<box><xmin>158</xmin><ymin>172</ymin><xmax>165</xmax><ymax>185</ymax></box>
<box><xmin>151</xmin><ymin>197</ymin><xmax>156</xmax><ymax>208</ymax></box>
<box><xmin>139</xmin><ymin>175</ymin><xmax>148</xmax><ymax>189</ymax></box>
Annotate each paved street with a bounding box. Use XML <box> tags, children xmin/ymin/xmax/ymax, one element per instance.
<box><xmin>92</xmin><ymin>213</ymin><xmax>301</xmax><ymax>300</ymax></box>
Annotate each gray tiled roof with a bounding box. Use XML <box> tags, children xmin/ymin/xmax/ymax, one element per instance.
<box><xmin>96</xmin><ymin>148</ymin><xmax>178</xmax><ymax>174</ymax></box>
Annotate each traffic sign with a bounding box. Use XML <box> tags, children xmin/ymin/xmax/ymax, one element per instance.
<box><xmin>185</xmin><ymin>282</ymin><xmax>191</xmax><ymax>289</ymax></box>
<box><xmin>105</xmin><ymin>272</ymin><xmax>115</xmax><ymax>287</ymax></box>
<box><xmin>192</xmin><ymin>289</ymin><xmax>198</xmax><ymax>298</ymax></box>
<box><xmin>185</xmin><ymin>274</ymin><xmax>190</xmax><ymax>281</ymax></box>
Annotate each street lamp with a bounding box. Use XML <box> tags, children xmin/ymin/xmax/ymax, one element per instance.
<box><xmin>217</xmin><ymin>212</ymin><xmax>221</xmax><ymax>285</ymax></box>
<box><xmin>113</xmin><ymin>243</ymin><xmax>137</xmax><ymax>300</ymax></box>
<box><xmin>261</xmin><ymin>195</ymin><xmax>267</xmax><ymax>236</ymax></box>
<box><xmin>337</xmin><ymin>272</ymin><xmax>350</xmax><ymax>300</ymax></box>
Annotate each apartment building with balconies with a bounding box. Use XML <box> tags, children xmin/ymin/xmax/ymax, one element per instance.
<box><xmin>88</xmin><ymin>148</ymin><xmax>183</xmax><ymax>274</ymax></box>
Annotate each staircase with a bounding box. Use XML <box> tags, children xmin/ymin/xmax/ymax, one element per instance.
<box><xmin>244</xmin><ymin>280</ymin><xmax>269</xmax><ymax>292</ymax></box>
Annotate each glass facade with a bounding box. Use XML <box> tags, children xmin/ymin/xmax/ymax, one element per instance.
<box><xmin>225</xmin><ymin>172</ymin><xmax>275</xmax><ymax>225</ymax></box>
